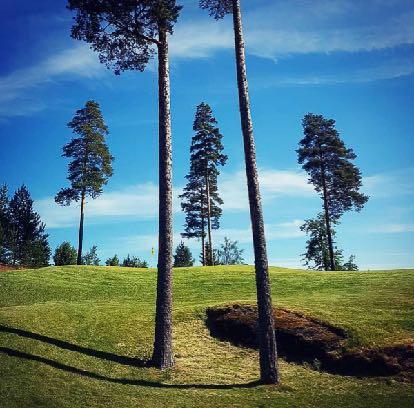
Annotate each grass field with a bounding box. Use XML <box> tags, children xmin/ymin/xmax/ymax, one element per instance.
<box><xmin>0</xmin><ymin>265</ymin><xmax>413</xmax><ymax>407</ymax></box>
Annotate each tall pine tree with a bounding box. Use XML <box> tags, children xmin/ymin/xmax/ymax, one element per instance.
<box><xmin>67</xmin><ymin>0</ymin><xmax>182</xmax><ymax>369</ymax></box>
<box><xmin>200</xmin><ymin>0</ymin><xmax>279</xmax><ymax>384</ymax></box>
<box><xmin>173</xmin><ymin>241</ymin><xmax>194</xmax><ymax>267</ymax></box>
<box><xmin>298</xmin><ymin>113</ymin><xmax>368</xmax><ymax>271</ymax></box>
<box><xmin>216</xmin><ymin>237</ymin><xmax>244</xmax><ymax>265</ymax></box>
<box><xmin>7</xmin><ymin>185</ymin><xmax>50</xmax><ymax>267</ymax></box>
<box><xmin>180</xmin><ymin>102</ymin><xmax>227</xmax><ymax>266</ymax></box>
<box><xmin>55</xmin><ymin>100</ymin><xmax>113</xmax><ymax>265</ymax></box>
<box><xmin>0</xmin><ymin>184</ymin><xmax>10</xmax><ymax>264</ymax></box>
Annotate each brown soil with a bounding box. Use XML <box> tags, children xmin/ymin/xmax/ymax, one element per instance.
<box><xmin>206</xmin><ymin>304</ymin><xmax>414</xmax><ymax>381</ymax></box>
<box><xmin>0</xmin><ymin>264</ymin><xmax>17</xmax><ymax>272</ymax></box>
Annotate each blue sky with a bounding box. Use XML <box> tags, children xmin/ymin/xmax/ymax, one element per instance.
<box><xmin>0</xmin><ymin>0</ymin><xmax>413</xmax><ymax>269</ymax></box>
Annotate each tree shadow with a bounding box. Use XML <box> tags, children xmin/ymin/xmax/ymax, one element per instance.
<box><xmin>0</xmin><ymin>324</ymin><xmax>147</xmax><ymax>367</ymax></box>
<box><xmin>0</xmin><ymin>325</ymin><xmax>262</xmax><ymax>390</ymax></box>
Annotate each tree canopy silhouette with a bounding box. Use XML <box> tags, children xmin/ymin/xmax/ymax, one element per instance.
<box><xmin>298</xmin><ymin>113</ymin><xmax>368</xmax><ymax>270</ymax></box>
<box><xmin>55</xmin><ymin>100</ymin><xmax>113</xmax><ymax>265</ymax></box>
<box><xmin>180</xmin><ymin>102</ymin><xmax>227</xmax><ymax>266</ymax></box>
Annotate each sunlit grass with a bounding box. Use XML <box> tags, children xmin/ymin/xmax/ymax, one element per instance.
<box><xmin>0</xmin><ymin>265</ymin><xmax>413</xmax><ymax>407</ymax></box>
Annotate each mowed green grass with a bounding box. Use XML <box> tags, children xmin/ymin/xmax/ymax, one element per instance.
<box><xmin>0</xmin><ymin>265</ymin><xmax>413</xmax><ymax>408</ymax></box>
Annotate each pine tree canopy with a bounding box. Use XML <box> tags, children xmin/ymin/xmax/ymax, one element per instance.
<box><xmin>173</xmin><ymin>241</ymin><xmax>194</xmax><ymax>267</ymax></box>
<box><xmin>180</xmin><ymin>102</ymin><xmax>227</xmax><ymax>241</ymax></box>
<box><xmin>0</xmin><ymin>185</ymin><xmax>9</xmax><ymax>264</ymax></box>
<box><xmin>199</xmin><ymin>0</ymin><xmax>233</xmax><ymax>19</ymax></box>
<box><xmin>7</xmin><ymin>185</ymin><xmax>50</xmax><ymax>267</ymax></box>
<box><xmin>190</xmin><ymin>102</ymin><xmax>227</xmax><ymax>177</ymax></box>
<box><xmin>105</xmin><ymin>254</ymin><xmax>119</xmax><ymax>266</ymax></box>
<box><xmin>54</xmin><ymin>242</ymin><xmax>78</xmax><ymax>266</ymax></box>
<box><xmin>67</xmin><ymin>0</ymin><xmax>182</xmax><ymax>74</ymax></box>
<box><xmin>55</xmin><ymin>100</ymin><xmax>114</xmax><ymax>206</ymax></box>
<box><xmin>300</xmin><ymin>214</ymin><xmax>340</xmax><ymax>271</ymax></box>
<box><xmin>82</xmin><ymin>245</ymin><xmax>100</xmax><ymax>265</ymax></box>
<box><xmin>122</xmin><ymin>255</ymin><xmax>148</xmax><ymax>268</ymax></box>
<box><xmin>180</xmin><ymin>176</ymin><xmax>206</xmax><ymax>240</ymax></box>
<box><xmin>216</xmin><ymin>237</ymin><xmax>244</xmax><ymax>265</ymax></box>
<box><xmin>298</xmin><ymin>113</ymin><xmax>369</xmax><ymax>220</ymax></box>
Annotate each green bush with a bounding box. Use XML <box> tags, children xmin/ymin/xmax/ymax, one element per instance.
<box><xmin>53</xmin><ymin>242</ymin><xmax>77</xmax><ymax>266</ymax></box>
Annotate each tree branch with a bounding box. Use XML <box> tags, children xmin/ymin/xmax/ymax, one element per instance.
<box><xmin>138</xmin><ymin>33</ymin><xmax>161</xmax><ymax>46</ymax></box>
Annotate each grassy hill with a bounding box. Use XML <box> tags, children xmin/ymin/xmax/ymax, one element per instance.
<box><xmin>0</xmin><ymin>265</ymin><xmax>413</xmax><ymax>407</ymax></box>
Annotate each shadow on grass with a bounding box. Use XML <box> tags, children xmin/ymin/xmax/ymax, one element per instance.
<box><xmin>0</xmin><ymin>325</ymin><xmax>262</xmax><ymax>390</ymax></box>
<box><xmin>0</xmin><ymin>325</ymin><xmax>147</xmax><ymax>367</ymax></box>
<box><xmin>0</xmin><ymin>347</ymin><xmax>261</xmax><ymax>389</ymax></box>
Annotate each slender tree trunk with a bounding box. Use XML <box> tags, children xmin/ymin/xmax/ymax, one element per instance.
<box><xmin>200</xmin><ymin>186</ymin><xmax>206</xmax><ymax>266</ymax></box>
<box><xmin>77</xmin><ymin>189</ymin><xmax>85</xmax><ymax>265</ymax></box>
<box><xmin>320</xmin><ymin>165</ymin><xmax>335</xmax><ymax>271</ymax></box>
<box><xmin>232</xmin><ymin>0</ymin><xmax>279</xmax><ymax>384</ymax></box>
<box><xmin>205</xmin><ymin>171</ymin><xmax>213</xmax><ymax>266</ymax></box>
<box><xmin>152</xmin><ymin>28</ymin><xmax>174</xmax><ymax>369</ymax></box>
<box><xmin>201</xmin><ymin>214</ymin><xmax>206</xmax><ymax>266</ymax></box>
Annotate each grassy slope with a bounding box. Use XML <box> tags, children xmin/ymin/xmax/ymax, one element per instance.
<box><xmin>0</xmin><ymin>265</ymin><xmax>413</xmax><ymax>408</ymax></box>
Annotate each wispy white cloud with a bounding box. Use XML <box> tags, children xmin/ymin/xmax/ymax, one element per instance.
<box><xmin>172</xmin><ymin>0</ymin><xmax>414</xmax><ymax>61</ymax></box>
<box><xmin>220</xmin><ymin>169</ymin><xmax>313</xmax><ymax>211</ymax></box>
<box><xmin>366</xmin><ymin>223</ymin><xmax>414</xmax><ymax>234</ymax></box>
<box><xmin>36</xmin><ymin>168</ymin><xmax>313</xmax><ymax>229</ymax></box>
<box><xmin>0</xmin><ymin>44</ymin><xmax>104</xmax><ymax>118</ymax></box>
<box><xmin>35</xmin><ymin>182</ymin><xmax>160</xmax><ymax>228</ymax></box>
<box><xmin>255</xmin><ymin>59</ymin><xmax>414</xmax><ymax>87</ymax></box>
<box><xmin>212</xmin><ymin>220</ymin><xmax>305</xmax><ymax>244</ymax></box>
<box><xmin>2</xmin><ymin>0</ymin><xmax>413</xmax><ymax>118</ymax></box>
<box><xmin>243</xmin><ymin>0</ymin><xmax>414</xmax><ymax>59</ymax></box>
<box><xmin>36</xmin><ymin>162</ymin><xmax>413</xmax><ymax>233</ymax></box>
<box><xmin>170</xmin><ymin>21</ymin><xmax>233</xmax><ymax>59</ymax></box>
<box><xmin>363</xmin><ymin>167</ymin><xmax>414</xmax><ymax>197</ymax></box>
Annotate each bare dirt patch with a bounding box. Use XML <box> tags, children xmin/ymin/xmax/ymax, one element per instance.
<box><xmin>0</xmin><ymin>264</ymin><xmax>18</xmax><ymax>272</ymax></box>
<box><xmin>206</xmin><ymin>304</ymin><xmax>413</xmax><ymax>381</ymax></box>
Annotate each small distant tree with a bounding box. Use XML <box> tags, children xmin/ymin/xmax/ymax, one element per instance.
<box><xmin>26</xmin><ymin>235</ymin><xmax>51</xmax><ymax>268</ymax></box>
<box><xmin>173</xmin><ymin>241</ymin><xmax>194</xmax><ymax>267</ymax></box>
<box><xmin>136</xmin><ymin>258</ymin><xmax>149</xmax><ymax>268</ymax></box>
<box><xmin>122</xmin><ymin>254</ymin><xmax>134</xmax><ymax>267</ymax></box>
<box><xmin>0</xmin><ymin>184</ymin><xmax>10</xmax><ymax>264</ymax></box>
<box><xmin>301</xmin><ymin>214</ymin><xmax>359</xmax><ymax>271</ymax></box>
<box><xmin>342</xmin><ymin>255</ymin><xmax>358</xmax><ymax>271</ymax></box>
<box><xmin>122</xmin><ymin>255</ymin><xmax>148</xmax><ymax>268</ymax></box>
<box><xmin>105</xmin><ymin>254</ymin><xmax>119</xmax><ymax>266</ymax></box>
<box><xmin>200</xmin><ymin>241</ymin><xmax>219</xmax><ymax>266</ymax></box>
<box><xmin>216</xmin><ymin>237</ymin><xmax>244</xmax><ymax>265</ymax></box>
<box><xmin>55</xmin><ymin>100</ymin><xmax>114</xmax><ymax>266</ymax></box>
<box><xmin>298</xmin><ymin>113</ymin><xmax>368</xmax><ymax>271</ymax></box>
<box><xmin>54</xmin><ymin>242</ymin><xmax>77</xmax><ymax>266</ymax></box>
<box><xmin>180</xmin><ymin>103</ymin><xmax>227</xmax><ymax>266</ymax></box>
<box><xmin>300</xmin><ymin>214</ymin><xmax>342</xmax><ymax>271</ymax></box>
<box><xmin>8</xmin><ymin>185</ymin><xmax>50</xmax><ymax>267</ymax></box>
<box><xmin>82</xmin><ymin>245</ymin><xmax>100</xmax><ymax>266</ymax></box>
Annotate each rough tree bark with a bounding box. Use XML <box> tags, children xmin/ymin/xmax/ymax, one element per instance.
<box><xmin>320</xmin><ymin>164</ymin><xmax>336</xmax><ymax>271</ymax></box>
<box><xmin>205</xmin><ymin>171</ymin><xmax>213</xmax><ymax>265</ymax></box>
<box><xmin>77</xmin><ymin>189</ymin><xmax>85</xmax><ymax>265</ymax></box>
<box><xmin>201</xmin><ymin>212</ymin><xmax>206</xmax><ymax>266</ymax></box>
<box><xmin>152</xmin><ymin>27</ymin><xmax>174</xmax><ymax>369</ymax></box>
<box><xmin>199</xmin><ymin>185</ymin><xmax>206</xmax><ymax>266</ymax></box>
<box><xmin>231</xmin><ymin>0</ymin><xmax>279</xmax><ymax>384</ymax></box>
